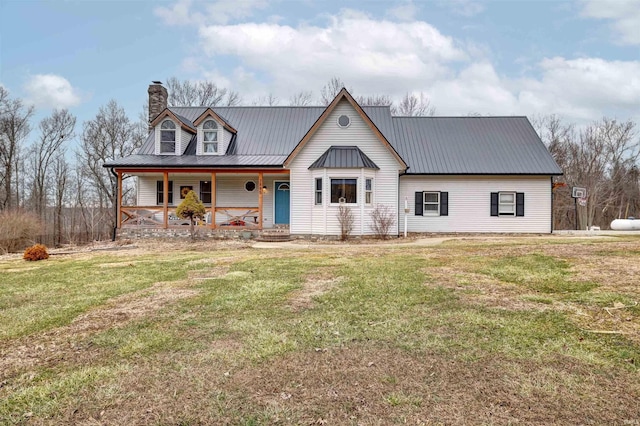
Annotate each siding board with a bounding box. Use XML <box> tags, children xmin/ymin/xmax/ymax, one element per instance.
<box><xmin>399</xmin><ymin>175</ymin><xmax>551</xmax><ymax>233</ymax></box>
<box><xmin>288</xmin><ymin>99</ymin><xmax>402</xmax><ymax>236</ymax></box>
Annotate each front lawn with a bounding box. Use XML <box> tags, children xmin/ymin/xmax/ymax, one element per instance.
<box><xmin>1</xmin><ymin>237</ymin><xmax>639</xmax><ymax>424</ymax></box>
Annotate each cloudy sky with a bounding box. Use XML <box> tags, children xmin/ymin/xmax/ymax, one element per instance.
<box><xmin>1</xmin><ymin>0</ymin><xmax>638</xmax><ymax>128</ymax></box>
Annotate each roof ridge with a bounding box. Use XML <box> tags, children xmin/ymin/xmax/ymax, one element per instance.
<box><xmin>392</xmin><ymin>115</ymin><xmax>529</xmax><ymax>119</ymax></box>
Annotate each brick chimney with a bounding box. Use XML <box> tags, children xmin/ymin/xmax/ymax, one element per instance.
<box><xmin>148</xmin><ymin>81</ymin><xmax>168</xmax><ymax>130</ymax></box>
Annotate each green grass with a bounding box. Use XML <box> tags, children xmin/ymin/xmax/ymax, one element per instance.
<box><xmin>481</xmin><ymin>253</ymin><xmax>599</xmax><ymax>293</ymax></box>
<box><xmin>0</xmin><ymin>253</ymin><xmax>210</xmax><ymax>340</ymax></box>
<box><xmin>1</xmin><ymin>239</ymin><xmax>639</xmax><ymax>424</ymax></box>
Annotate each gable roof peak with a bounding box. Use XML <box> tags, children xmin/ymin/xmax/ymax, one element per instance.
<box><xmin>283</xmin><ymin>87</ymin><xmax>407</xmax><ymax>169</ymax></box>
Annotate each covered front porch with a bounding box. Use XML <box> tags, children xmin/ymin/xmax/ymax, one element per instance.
<box><xmin>115</xmin><ymin>168</ymin><xmax>291</xmax><ymax>231</ymax></box>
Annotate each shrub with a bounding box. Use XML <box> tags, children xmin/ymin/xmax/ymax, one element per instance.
<box><xmin>0</xmin><ymin>210</ymin><xmax>43</xmax><ymax>254</ymax></box>
<box><xmin>176</xmin><ymin>190</ymin><xmax>206</xmax><ymax>241</ymax></box>
<box><xmin>23</xmin><ymin>244</ymin><xmax>49</xmax><ymax>261</ymax></box>
<box><xmin>337</xmin><ymin>204</ymin><xmax>354</xmax><ymax>241</ymax></box>
<box><xmin>370</xmin><ymin>204</ymin><xmax>395</xmax><ymax>239</ymax></box>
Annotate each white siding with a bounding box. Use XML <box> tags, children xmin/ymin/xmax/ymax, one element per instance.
<box><xmin>153</xmin><ymin>119</ymin><xmax>192</xmax><ymax>155</ymax></box>
<box><xmin>196</xmin><ymin>118</ymin><xmax>225</xmax><ymax>156</ymax></box>
<box><xmin>135</xmin><ymin>173</ymin><xmax>288</xmax><ymax>229</ymax></box>
<box><xmin>179</xmin><ymin>129</ymin><xmax>192</xmax><ymax>155</ymax></box>
<box><xmin>288</xmin><ymin>99</ymin><xmax>403</xmax><ymax>236</ymax></box>
<box><xmin>399</xmin><ymin>175</ymin><xmax>552</xmax><ymax>233</ymax></box>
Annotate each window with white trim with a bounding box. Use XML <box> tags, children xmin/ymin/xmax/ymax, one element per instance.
<box><xmin>160</xmin><ymin>120</ymin><xmax>176</xmax><ymax>154</ymax></box>
<box><xmin>423</xmin><ymin>192</ymin><xmax>440</xmax><ymax>215</ymax></box>
<box><xmin>245</xmin><ymin>181</ymin><xmax>256</xmax><ymax>192</ymax></box>
<box><xmin>203</xmin><ymin>120</ymin><xmax>218</xmax><ymax>154</ymax></box>
<box><xmin>491</xmin><ymin>192</ymin><xmax>524</xmax><ymax>217</ymax></box>
<box><xmin>499</xmin><ymin>192</ymin><xmax>516</xmax><ymax>216</ymax></box>
<box><xmin>331</xmin><ymin>178</ymin><xmax>357</xmax><ymax>204</ymax></box>
<box><xmin>315</xmin><ymin>178</ymin><xmax>322</xmax><ymax>205</ymax></box>
<box><xmin>365</xmin><ymin>178</ymin><xmax>373</xmax><ymax>205</ymax></box>
<box><xmin>415</xmin><ymin>191</ymin><xmax>449</xmax><ymax>216</ymax></box>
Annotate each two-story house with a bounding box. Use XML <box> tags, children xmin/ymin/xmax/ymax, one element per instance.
<box><xmin>104</xmin><ymin>82</ymin><xmax>562</xmax><ymax>237</ymax></box>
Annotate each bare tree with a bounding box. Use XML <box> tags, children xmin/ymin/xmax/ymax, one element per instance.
<box><xmin>29</xmin><ymin>109</ymin><xmax>76</xmax><ymax>219</ymax></box>
<box><xmin>78</xmin><ymin>100</ymin><xmax>142</xmax><ymax>231</ymax></box>
<box><xmin>357</xmin><ymin>94</ymin><xmax>398</xmax><ymax>115</ymax></box>
<box><xmin>0</xmin><ymin>89</ymin><xmax>34</xmax><ymax>209</ymax></box>
<box><xmin>289</xmin><ymin>91</ymin><xmax>314</xmax><ymax>106</ymax></box>
<box><xmin>397</xmin><ymin>92</ymin><xmax>435</xmax><ymax>116</ymax></box>
<box><xmin>538</xmin><ymin>115</ymin><xmax>639</xmax><ymax>230</ymax></box>
<box><xmin>252</xmin><ymin>93</ymin><xmax>279</xmax><ymax>106</ymax></box>
<box><xmin>165</xmin><ymin>77</ymin><xmax>241</xmax><ymax>107</ymax></box>
<box><xmin>52</xmin><ymin>156</ymin><xmax>69</xmax><ymax>246</ymax></box>
<box><xmin>320</xmin><ymin>76</ymin><xmax>347</xmax><ymax>105</ymax></box>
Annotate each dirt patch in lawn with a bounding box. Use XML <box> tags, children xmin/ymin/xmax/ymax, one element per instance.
<box><xmin>225</xmin><ymin>345</ymin><xmax>640</xmax><ymax>425</ymax></box>
<box><xmin>65</xmin><ymin>343</ymin><xmax>640</xmax><ymax>425</ymax></box>
<box><xmin>0</xmin><ymin>281</ymin><xmax>198</xmax><ymax>381</ymax></box>
<box><xmin>425</xmin><ymin>266</ymin><xmax>549</xmax><ymax>312</ymax></box>
<box><xmin>288</xmin><ymin>268</ymin><xmax>343</xmax><ymax>312</ymax></box>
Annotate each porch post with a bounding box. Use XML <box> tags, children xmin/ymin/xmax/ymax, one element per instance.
<box><xmin>258</xmin><ymin>172</ymin><xmax>263</xmax><ymax>230</ymax></box>
<box><xmin>163</xmin><ymin>171</ymin><xmax>169</xmax><ymax>229</ymax></box>
<box><xmin>117</xmin><ymin>171</ymin><xmax>122</xmax><ymax>229</ymax></box>
<box><xmin>210</xmin><ymin>172</ymin><xmax>216</xmax><ymax>229</ymax></box>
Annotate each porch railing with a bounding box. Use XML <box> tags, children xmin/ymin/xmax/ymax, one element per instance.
<box><xmin>120</xmin><ymin>206</ymin><xmax>260</xmax><ymax>229</ymax></box>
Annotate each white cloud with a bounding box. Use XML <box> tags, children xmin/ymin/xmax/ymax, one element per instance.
<box><xmin>386</xmin><ymin>1</ymin><xmax>418</xmax><ymax>22</ymax></box>
<box><xmin>581</xmin><ymin>0</ymin><xmax>640</xmax><ymax>45</ymax></box>
<box><xmin>160</xmin><ymin>7</ymin><xmax>638</xmax><ymax>125</ymax></box>
<box><xmin>198</xmin><ymin>10</ymin><xmax>467</xmax><ymax>97</ymax></box>
<box><xmin>428</xmin><ymin>62</ymin><xmax>519</xmax><ymax>115</ymax></box>
<box><xmin>517</xmin><ymin>57</ymin><xmax>640</xmax><ymax>120</ymax></box>
<box><xmin>24</xmin><ymin>74</ymin><xmax>82</xmax><ymax>109</ymax></box>
<box><xmin>155</xmin><ymin>0</ymin><xmax>269</xmax><ymax>26</ymax></box>
<box><xmin>428</xmin><ymin>57</ymin><xmax>640</xmax><ymax>121</ymax></box>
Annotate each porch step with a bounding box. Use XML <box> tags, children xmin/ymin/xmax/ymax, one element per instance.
<box><xmin>255</xmin><ymin>227</ymin><xmax>292</xmax><ymax>242</ymax></box>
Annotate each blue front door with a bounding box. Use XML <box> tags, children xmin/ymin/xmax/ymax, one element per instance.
<box><xmin>274</xmin><ymin>181</ymin><xmax>290</xmax><ymax>224</ymax></box>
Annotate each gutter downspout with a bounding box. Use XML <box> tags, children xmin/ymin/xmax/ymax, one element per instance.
<box><xmin>110</xmin><ymin>167</ymin><xmax>118</xmax><ymax>241</ymax></box>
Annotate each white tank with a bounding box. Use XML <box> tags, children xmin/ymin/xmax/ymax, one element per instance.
<box><xmin>610</xmin><ymin>218</ymin><xmax>640</xmax><ymax>230</ymax></box>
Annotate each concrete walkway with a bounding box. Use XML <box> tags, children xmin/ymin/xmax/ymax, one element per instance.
<box><xmin>252</xmin><ymin>237</ymin><xmax>451</xmax><ymax>249</ymax></box>
<box><xmin>251</xmin><ymin>231</ymin><xmax>639</xmax><ymax>249</ymax></box>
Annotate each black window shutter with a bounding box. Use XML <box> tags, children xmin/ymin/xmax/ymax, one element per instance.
<box><xmin>156</xmin><ymin>181</ymin><xmax>163</xmax><ymax>205</ymax></box>
<box><xmin>516</xmin><ymin>192</ymin><xmax>525</xmax><ymax>216</ymax></box>
<box><xmin>490</xmin><ymin>192</ymin><xmax>499</xmax><ymax>216</ymax></box>
<box><xmin>415</xmin><ymin>192</ymin><xmax>423</xmax><ymax>216</ymax></box>
<box><xmin>440</xmin><ymin>192</ymin><xmax>448</xmax><ymax>216</ymax></box>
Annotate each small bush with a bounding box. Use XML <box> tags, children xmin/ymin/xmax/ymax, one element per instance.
<box><xmin>23</xmin><ymin>244</ymin><xmax>49</xmax><ymax>261</ymax></box>
<box><xmin>337</xmin><ymin>204</ymin><xmax>354</xmax><ymax>241</ymax></box>
<box><xmin>370</xmin><ymin>204</ymin><xmax>395</xmax><ymax>239</ymax></box>
<box><xmin>0</xmin><ymin>210</ymin><xmax>43</xmax><ymax>253</ymax></box>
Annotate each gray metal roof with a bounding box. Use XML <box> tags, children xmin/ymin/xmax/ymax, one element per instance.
<box><xmin>309</xmin><ymin>146</ymin><xmax>379</xmax><ymax>169</ymax></box>
<box><xmin>104</xmin><ymin>154</ymin><xmax>287</xmax><ymax>168</ymax></box>
<box><xmin>391</xmin><ymin>116</ymin><xmax>562</xmax><ymax>175</ymax></box>
<box><xmin>115</xmin><ymin>105</ymin><xmax>561</xmax><ymax>175</ymax></box>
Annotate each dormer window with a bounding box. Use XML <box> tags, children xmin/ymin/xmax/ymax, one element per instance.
<box><xmin>203</xmin><ymin>120</ymin><xmax>218</xmax><ymax>154</ymax></box>
<box><xmin>160</xmin><ymin>120</ymin><xmax>176</xmax><ymax>154</ymax></box>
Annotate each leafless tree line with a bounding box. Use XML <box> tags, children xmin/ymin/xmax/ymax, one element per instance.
<box><xmin>0</xmin><ymin>87</ymin><xmax>145</xmax><ymax>248</ymax></box>
<box><xmin>534</xmin><ymin>115</ymin><xmax>640</xmax><ymax>230</ymax></box>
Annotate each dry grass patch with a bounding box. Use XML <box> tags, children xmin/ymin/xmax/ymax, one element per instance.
<box><xmin>225</xmin><ymin>344</ymin><xmax>640</xmax><ymax>425</ymax></box>
<box><xmin>0</xmin><ymin>280</ymin><xmax>199</xmax><ymax>382</ymax></box>
<box><xmin>426</xmin><ymin>266</ymin><xmax>549</xmax><ymax>312</ymax></box>
<box><xmin>288</xmin><ymin>267</ymin><xmax>343</xmax><ymax>312</ymax></box>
